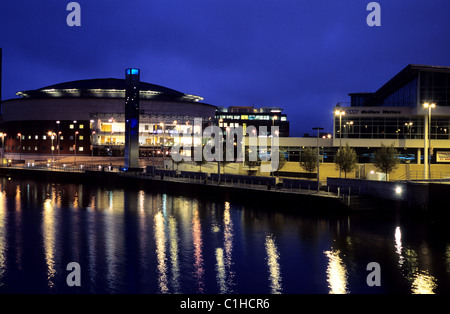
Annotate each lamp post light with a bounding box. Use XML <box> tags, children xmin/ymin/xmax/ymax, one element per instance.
<box><xmin>17</xmin><ymin>133</ymin><xmax>22</xmax><ymax>161</ymax></box>
<box><xmin>108</xmin><ymin>118</ymin><xmax>114</xmax><ymax>167</ymax></box>
<box><xmin>0</xmin><ymin>133</ymin><xmax>6</xmax><ymax>167</ymax></box>
<box><xmin>91</xmin><ymin>131</ymin><xmax>96</xmax><ymax>158</ymax></box>
<box><xmin>423</xmin><ymin>103</ymin><xmax>436</xmax><ymax>180</ymax></box>
<box><xmin>56</xmin><ymin>121</ymin><xmax>60</xmax><ymax>158</ymax></box>
<box><xmin>48</xmin><ymin>131</ymin><xmax>55</xmax><ymax>167</ymax></box>
<box><xmin>74</xmin><ymin>131</ymin><xmax>79</xmax><ymax>165</ymax></box>
<box><xmin>313</xmin><ymin>127</ymin><xmax>324</xmax><ymax>192</ymax></box>
<box><xmin>272</xmin><ymin>115</ymin><xmax>278</xmax><ymax>136</ymax></box>
<box><xmin>335</xmin><ymin>110</ymin><xmax>345</xmax><ymax>148</ymax></box>
<box><xmin>335</xmin><ymin>110</ymin><xmax>345</xmax><ymax>178</ymax></box>
<box><xmin>405</xmin><ymin>122</ymin><xmax>413</xmax><ymax>139</ymax></box>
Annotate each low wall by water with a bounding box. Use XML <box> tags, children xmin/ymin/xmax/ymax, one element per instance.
<box><xmin>0</xmin><ymin>167</ymin><xmax>349</xmax><ymax>214</ymax></box>
<box><xmin>327</xmin><ymin>177</ymin><xmax>450</xmax><ymax>213</ymax></box>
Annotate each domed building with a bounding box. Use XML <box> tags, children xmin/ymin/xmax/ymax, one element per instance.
<box><xmin>0</xmin><ymin>78</ymin><xmax>216</xmax><ymax>161</ymax></box>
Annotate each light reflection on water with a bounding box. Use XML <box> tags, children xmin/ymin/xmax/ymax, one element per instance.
<box><xmin>42</xmin><ymin>198</ymin><xmax>57</xmax><ymax>288</ymax></box>
<box><xmin>0</xmin><ymin>177</ymin><xmax>449</xmax><ymax>294</ymax></box>
<box><xmin>265</xmin><ymin>234</ymin><xmax>282</xmax><ymax>294</ymax></box>
<box><xmin>394</xmin><ymin>226</ymin><xmax>438</xmax><ymax>294</ymax></box>
<box><xmin>324</xmin><ymin>249</ymin><xmax>348</xmax><ymax>294</ymax></box>
<box><xmin>0</xmin><ymin>190</ymin><xmax>6</xmax><ymax>286</ymax></box>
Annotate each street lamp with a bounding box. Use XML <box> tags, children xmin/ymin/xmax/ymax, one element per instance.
<box><xmin>335</xmin><ymin>110</ymin><xmax>345</xmax><ymax>178</ymax></box>
<box><xmin>404</xmin><ymin>122</ymin><xmax>413</xmax><ymax>139</ymax></box>
<box><xmin>74</xmin><ymin>131</ymin><xmax>79</xmax><ymax>165</ymax></box>
<box><xmin>108</xmin><ymin>118</ymin><xmax>114</xmax><ymax>167</ymax></box>
<box><xmin>423</xmin><ymin>103</ymin><xmax>436</xmax><ymax>180</ymax></box>
<box><xmin>0</xmin><ymin>133</ymin><xmax>6</xmax><ymax>167</ymax></box>
<box><xmin>91</xmin><ymin>131</ymin><xmax>96</xmax><ymax>157</ymax></box>
<box><xmin>272</xmin><ymin>115</ymin><xmax>278</xmax><ymax>136</ymax></box>
<box><xmin>48</xmin><ymin>131</ymin><xmax>55</xmax><ymax>167</ymax></box>
<box><xmin>313</xmin><ymin>127</ymin><xmax>324</xmax><ymax>192</ymax></box>
<box><xmin>335</xmin><ymin>110</ymin><xmax>346</xmax><ymax>148</ymax></box>
<box><xmin>17</xmin><ymin>133</ymin><xmax>22</xmax><ymax>161</ymax></box>
<box><xmin>56</xmin><ymin>121</ymin><xmax>60</xmax><ymax>158</ymax></box>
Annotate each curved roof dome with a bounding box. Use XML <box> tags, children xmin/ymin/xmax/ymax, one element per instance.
<box><xmin>16</xmin><ymin>78</ymin><xmax>204</xmax><ymax>102</ymax></box>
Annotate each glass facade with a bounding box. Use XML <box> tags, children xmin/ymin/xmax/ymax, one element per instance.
<box><xmin>342</xmin><ymin>66</ymin><xmax>450</xmax><ymax>140</ymax></box>
<box><xmin>350</xmin><ymin>67</ymin><xmax>450</xmax><ymax>109</ymax></box>
<box><xmin>335</xmin><ymin>115</ymin><xmax>450</xmax><ymax>140</ymax></box>
<box><xmin>382</xmin><ymin>77</ymin><xmax>418</xmax><ymax>107</ymax></box>
<box><xmin>420</xmin><ymin>71</ymin><xmax>450</xmax><ymax>107</ymax></box>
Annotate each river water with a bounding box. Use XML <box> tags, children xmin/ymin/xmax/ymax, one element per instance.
<box><xmin>0</xmin><ymin>176</ymin><xmax>449</xmax><ymax>294</ymax></box>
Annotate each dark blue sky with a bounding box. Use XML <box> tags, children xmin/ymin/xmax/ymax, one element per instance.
<box><xmin>1</xmin><ymin>0</ymin><xmax>449</xmax><ymax>136</ymax></box>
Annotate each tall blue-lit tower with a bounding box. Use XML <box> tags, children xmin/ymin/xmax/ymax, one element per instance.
<box><xmin>124</xmin><ymin>68</ymin><xmax>140</xmax><ymax>169</ymax></box>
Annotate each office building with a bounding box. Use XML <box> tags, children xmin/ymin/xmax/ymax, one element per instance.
<box><xmin>216</xmin><ymin>106</ymin><xmax>289</xmax><ymax>137</ymax></box>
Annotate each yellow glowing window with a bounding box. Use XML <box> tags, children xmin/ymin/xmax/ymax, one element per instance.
<box><xmin>101</xmin><ymin>124</ymin><xmax>112</xmax><ymax>132</ymax></box>
<box><xmin>241</xmin><ymin>115</ymin><xmax>249</xmax><ymax>120</ymax></box>
<box><xmin>69</xmin><ymin>124</ymin><xmax>74</xmax><ymax>129</ymax></box>
<box><xmin>79</xmin><ymin>124</ymin><xmax>84</xmax><ymax>129</ymax></box>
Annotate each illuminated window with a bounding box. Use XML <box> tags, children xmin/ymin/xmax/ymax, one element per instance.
<box><xmin>281</xmin><ymin>117</ymin><xmax>287</xmax><ymax>121</ymax></box>
<box><xmin>79</xmin><ymin>147</ymin><xmax>84</xmax><ymax>151</ymax></box>
<box><xmin>35</xmin><ymin>135</ymin><xmax>38</xmax><ymax>140</ymax></box>
<box><xmin>79</xmin><ymin>135</ymin><xmax>84</xmax><ymax>140</ymax></box>
<box><xmin>34</xmin><ymin>146</ymin><xmax>38</xmax><ymax>151</ymax></box>
<box><xmin>79</xmin><ymin>124</ymin><xmax>84</xmax><ymax>129</ymax></box>
<box><xmin>70</xmin><ymin>124</ymin><xmax>74</xmax><ymax>129</ymax></box>
<box><xmin>241</xmin><ymin>115</ymin><xmax>249</xmax><ymax>120</ymax></box>
<box><xmin>60</xmin><ymin>136</ymin><xmax>64</xmax><ymax>140</ymax></box>
<box><xmin>43</xmin><ymin>135</ymin><xmax>47</xmax><ymax>140</ymax></box>
<box><xmin>101</xmin><ymin>124</ymin><xmax>112</xmax><ymax>132</ymax></box>
<box><xmin>28</xmin><ymin>135</ymin><xmax>31</xmax><ymax>140</ymax></box>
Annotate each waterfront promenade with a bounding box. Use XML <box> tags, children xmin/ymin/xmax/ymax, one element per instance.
<box><xmin>0</xmin><ymin>158</ymin><xmax>354</xmax><ymax>214</ymax></box>
<box><xmin>1</xmin><ymin>156</ymin><xmax>449</xmax><ymax>215</ymax></box>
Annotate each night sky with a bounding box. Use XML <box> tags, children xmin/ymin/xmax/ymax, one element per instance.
<box><xmin>1</xmin><ymin>0</ymin><xmax>449</xmax><ymax>136</ymax></box>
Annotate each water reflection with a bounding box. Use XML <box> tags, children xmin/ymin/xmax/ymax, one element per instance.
<box><xmin>104</xmin><ymin>190</ymin><xmax>124</xmax><ymax>292</ymax></box>
<box><xmin>14</xmin><ymin>186</ymin><xmax>23</xmax><ymax>271</ymax></box>
<box><xmin>0</xmin><ymin>177</ymin><xmax>450</xmax><ymax>293</ymax></box>
<box><xmin>395</xmin><ymin>227</ymin><xmax>404</xmax><ymax>267</ymax></box>
<box><xmin>215</xmin><ymin>202</ymin><xmax>236</xmax><ymax>293</ymax></box>
<box><xmin>265</xmin><ymin>234</ymin><xmax>282</xmax><ymax>294</ymax></box>
<box><xmin>169</xmin><ymin>215</ymin><xmax>181</xmax><ymax>293</ymax></box>
<box><xmin>42</xmin><ymin>197</ymin><xmax>57</xmax><ymax>288</ymax></box>
<box><xmin>154</xmin><ymin>210</ymin><xmax>169</xmax><ymax>293</ymax></box>
<box><xmin>0</xmin><ymin>189</ymin><xmax>7</xmax><ymax>286</ymax></box>
<box><xmin>411</xmin><ymin>271</ymin><xmax>437</xmax><ymax>294</ymax></box>
<box><xmin>324</xmin><ymin>249</ymin><xmax>349</xmax><ymax>294</ymax></box>
<box><xmin>393</xmin><ymin>226</ymin><xmax>437</xmax><ymax>294</ymax></box>
<box><xmin>192</xmin><ymin>205</ymin><xmax>205</xmax><ymax>293</ymax></box>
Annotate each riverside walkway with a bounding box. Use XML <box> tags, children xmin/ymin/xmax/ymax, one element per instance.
<box><xmin>0</xmin><ymin>164</ymin><xmax>355</xmax><ymax>213</ymax></box>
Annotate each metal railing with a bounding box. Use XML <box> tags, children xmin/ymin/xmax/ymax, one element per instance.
<box><xmin>3</xmin><ymin>163</ymin><xmax>121</xmax><ymax>173</ymax></box>
<box><xmin>396</xmin><ymin>171</ymin><xmax>450</xmax><ymax>182</ymax></box>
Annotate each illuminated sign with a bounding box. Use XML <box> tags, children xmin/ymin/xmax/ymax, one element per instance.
<box><xmin>344</xmin><ymin>109</ymin><xmax>404</xmax><ymax>115</ymax></box>
<box><xmin>436</xmin><ymin>152</ymin><xmax>450</xmax><ymax>163</ymax></box>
